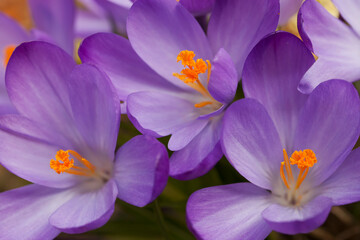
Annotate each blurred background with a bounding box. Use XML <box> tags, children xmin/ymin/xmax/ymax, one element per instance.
<box><xmin>1</xmin><ymin>0</ymin><xmax>360</xmax><ymax>239</ymax></box>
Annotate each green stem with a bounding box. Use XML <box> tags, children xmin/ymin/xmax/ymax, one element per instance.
<box><xmin>153</xmin><ymin>199</ymin><xmax>171</xmax><ymax>240</ymax></box>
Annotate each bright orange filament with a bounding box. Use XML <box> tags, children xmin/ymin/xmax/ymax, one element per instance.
<box><xmin>173</xmin><ymin>50</ymin><xmax>217</xmax><ymax>108</ymax></box>
<box><xmin>3</xmin><ymin>45</ymin><xmax>16</xmax><ymax>67</ymax></box>
<box><xmin>50</xmin><ymin>149</ymin><xmax>96</xmax><ymax>176</ymax></box>
<box><xmin>280</xmin><ymin>149</ymin><xmax>317</xmax><ymax>190</ymax></box>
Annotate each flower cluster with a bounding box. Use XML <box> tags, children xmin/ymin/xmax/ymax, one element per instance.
<box><xmin>0</xmin><ymin>0</ymin><xmax>359</xmax><ymax>239</ymax></box>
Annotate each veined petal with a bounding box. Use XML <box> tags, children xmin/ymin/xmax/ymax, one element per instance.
<box><xmin>114</xmin><ymin>135</ymin><xmax>169</xmax><ymax>207</ymax></box>
<box><xmin>187</xmin><ymin>183</ymin><xmax>272</xmax><ymax>240</ymax></box>
<box><xmin>127</xmin><ymin>0</ymin><xmax>212</xmax><ymax>87</ymax></box>
<box><xmin>279</xmin><ymin>0</ymin><xmax>303</xmax><ymax>25</ymax></box>
<box><xmin>178</xmin><ymin>0</ymin><xmax>215</xmax><ymax>16</ymax></box>
<box><xmin>332</xmin><ymin>0</ymin><xmax>360</xmax><ymax>36</ymax></box>
<box><xmin>207</xmin><ymin>0</ymin><xmax>279</xmax><ymax>76</ymax></box>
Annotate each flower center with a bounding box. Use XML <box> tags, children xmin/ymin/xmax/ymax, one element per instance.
<box><xmin>173</xmin><ymin>50</ymin><xmax>221</xmax><ymax>109</ymax></box>
<box><xmin>50</xmin><ymin>149</ymin><xmax>96</xmax><ymax>176</ymax></box>
<box><xmin>3</xmin><ymin>45</ymin><xmax>16</xmax><ymax>67</ymax></box>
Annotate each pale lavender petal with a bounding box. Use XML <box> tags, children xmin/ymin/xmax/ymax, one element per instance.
<box><xmin>294</xmin><ymin>80</ymin><xmax>360</xmax><ymax>185</ymax></box>
<box><xmin>127</xmin><ymin>91</ymin><xmax>199</xmax><ymax>136</ymax></box>
<box><xmin>79</xmin><ymin>33</ymin><xmax>179</xmax><ymax>100</ymax></box>
<box><xmin>319</xmin><ymin>148</ymin><xmax>360</xmax><ymax>205</ymax></box>
<box><xmin>49</xmin><ymin>180</ymin><xmax>118</xmax><ymax>234</ymax></box>
<box><xmin>178</xmin><ymin>0</ymin><xmax>215</xmax><ymax>16</ymax></box>
<box><xmin>221</xmin><ymin>99</ymin><xmax>283</xmax><ymax>190</ymax></box>
<box><xmin>28</xmin><ymin>0</ymin><xmax>75</xmax><ymax>55</ymax></box>
<box><xmin>187</xmin><ymin>183</ymin><xmax>272</xmax><ymax>240</ymax></box>
<box><xmin>332</xmin><ymin>0</ymin><xmax>360</xmax><ymax>36</ymax></box>
<box><xmin>170</xmin><ymin>117</ymin><xmax>223</xmax><ymax>180</ymax></box>
<box><xmin>68</xmin><ymin>64</ymin><xmax>120</xmax><ymax>162</ymax></box>
<box><xmin>243</xmin><ymin>32</ymin><xmax>313</xmax><ymax>149</ymax></box>
<box><xmin>262</xmin><ymin>196</ymin><xmax>332</xmax><ymax>234</ymax></box>
<box><xmin>127</xmin><ymin>0</ymin><xmax>212</xmax><ymax>88</ymax></box>
<box><xmin>114</xmin><ymin>135</ymin><xmax>169</xmax><ymax>207</ymax></box>
<box><xmin>0</xmin><ymin>184</ymin><xmax>74</xmax><ymax>240</ymax></box>
<box><xmin>75</xmin><ymin>10</ymin><xmax>112</xmax><ymax>38</ymax></box>
<box><xmin>298</xmin><ymin>0</ymin><xmax>360</xmax><ymax>93</ymax></box>
<box><xmin>279</xmin><ymin>0</ymin><xmax>303</xmax><ymax>25</ymax></box>
<box><xmin>207</xmin><ymin>0</ymin><xmax>279</xmax><ymax>76</ymax></box>
<box><xmin>208</xmin><ymin>48</ymin><xmax>238</xmax><ymax>104</ymax></box>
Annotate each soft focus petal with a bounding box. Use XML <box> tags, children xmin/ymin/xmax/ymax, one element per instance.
<box><xmin>49</xmin><ymin>180</ymin><xmax>118</xmax><ymax>234</ymax></box>
<box><xmin>79</xmin><ymin>33</ymin><xmax>179</xmax><ymax>100</ymax></box>
<box><xmin>0</xmin><ymin>184</ymin><xmax>74</xmax><ymax>240</ymax></box>
<box><xmin>243</xmin><ymin>32</ymin><xmax>314</xmax><ymax>149</ymax></box>
<box><xmin>208</xmin><ymin>48</ymin><xmax>238</xmax><ymax>104</ymax></box>
<box><xmin>207</xmin><ymin>0</ymin><xmax>279</xmax><ymax>76</ymax></box>
<box><xmin>262</xmin><ymin>196</ymin><xmax>332</xmax><ymax>234</ymax></box>
<box><xmin>170</xmin><ymin>116</ymin><xmax>223</xmax><ymax>180</ymax></box>
<box><xmin>127</xmin><ymin>91</ymin><xmax>199</xmax><ymax>136</ymax></box>
<box><xmin>279</xmin><ymin>0</ymin><xmax>303</xmax><ymax>25</ymax></box>
<box><xmin>332</xmin><ymin>0</ymin><xmax>360</xmax><ymax>36</ymax></box>
<box><xmin>127</xmin><ymin>0</ymin><xmax>212</xmax><ymax>87</ymax></box>
<box><xmin>298</xmin><ymin>0</ymin><xmax>360</xmax><ymax>93</ymax></box>
<box><xmin>28</xmin><ymin>0</ymin><xmax>75</xmax><ymax>55</ymax></box>
<box><xmin>114</xmin><ymin>135</ymin><xmax>169</xmax><ymax>207</ymax></box>
<box><xmin>221</xmin><ymin>99</ymin><xmax>283</xmax><ymax>190</ymax></box>
<box><xmin>294</xmin><ymin>80</ymin><xmax>360</xmax><ymax>185</ymax></box>
<box><xmin>187</xmin><ymin>183</ymin><xmax>272</xmax><ymax>240</ymax></box>
<box><xmin>75</xmin><ymin>10</ymin><xmax>112</xmax><ymax>38</ymax></box>
<box><xmin>69</xmin><ymin>64</ymin><xmax>120</xmax><ymax>163</ymax></box>
<box><xmin>319</xmin><ymin>148</ymin><xmax>360</xmax><ymax>205</ymax></box>
<box><xmin>178</xmin><ymin>0</ymin><xmax>215</xmax><ymax>16</ymax></box>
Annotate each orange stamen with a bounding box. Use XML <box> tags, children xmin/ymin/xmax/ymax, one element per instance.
<box><xmin>3</xmin><ymin>45</ymin><xmax>16</xmax><ymax>67</ymax></box>
<box><xmin>194</xmin><ymin>101</ymin><xmax>213</xmax><ymax>108</ymax></box>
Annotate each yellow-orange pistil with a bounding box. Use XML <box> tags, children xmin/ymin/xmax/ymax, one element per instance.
<box><xmin>3</xmin><ymin>45</ymin><xmax>16</xmax><ymax>67</ymax></box>
<box><xmin>280</xmin><ymin>149</ymin><xmax>317</xmax><ymax>190</ymax></box>
<box><xmin>173</xmin><ymin>50</ymin><xmax>220</xmax><ymax>109</ymax></box>
<box><xmin>50</xmin><ymin>149</ymin><xmax>96</xmax><ymax>176</ymax></box>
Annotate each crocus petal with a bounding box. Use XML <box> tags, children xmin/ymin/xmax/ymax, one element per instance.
<box><xmin>178</xmin><ymin>0</ymin><xmax>215</xmax><ymax>16</ymax></box>
<box><xmin>262</xmin><ymin>196</ymin><xmax>332</xmax><ymax>234</ymax></box>
<box><xmin>0</xmin><ymin>184</ymin><xmax>74</xmax><ymax>240</ymax></box>
<box><xmin>75</xmin><ymin>10</ymin><xmax>112</xmax><ymax>38</ymax></box>
<box><xmin>49</xmin><ymin>180</ymin><xmax>118</xmax><ymax>234</ymax></box>
<box><xmin>114</xmin><ymin>135</ymin><xmax>169</xmax><ymax>207</ymax></box>
<box><xmin>127</xmin><ymin>0</ymin><xmax>212</xmax><ymax>87</ymax></box>
<box><xmin>187</xmin><ymin>183</ymin><xmax>272</xmax><ymax>240</ymax></box>
<box><xmin>208</xmin><ymin>48</ymin><xmax>238</xmax><ymax>104</ymax></box>
<box><xmin>298</xmin><ymin>0</ymin><xmax>360</xmax><ymax>93</ymax></box>
<box><xmin>279</xmin><ymin>0</ymin><xmax>303</xmax><ymax>25</ymax></box>
<box><xmin>221</xmin><ymin>99</ymin><xmax>283</xmax><ymax>190</ymax></box>
<box><xmin>170</xmin><ymin>117</ymin><xmax>223</xmax><ymax>180</ymax></box>
<box><xmin>5</xmin><ymin>41</ymin><xmax>79</xmax><ymax>143</ymax></box>
<box><xmin>207</xmin><ymin>0</ymin><xmax>279</xmax><ymax>76</ymax></box>
<box><xmin>319</xmin><ymin>148</ymin><xmax>360</xmax><ymax>205</ymax></box>
<box><xmin>79</xmin><ymin>33</ymin><xmax>179</xmax><ymax>100</ymax></box>
<box><xmin>293</xmin><ymin>80</ymin><xmax>360</xmax><ymax>185</ymax></box>
<box><xmin>243</xmin><ymin>32</ymin><xmax>314</xmax><ymax>149</ymax></box>
<box><xmin>28</xmin><ymin>0</ymin><xmax>75</xmax><ymax>55</ymax></box>
<box><xmin>68</xmin><ymin>64</ymin><xmax>120</xmax><ymax>163</ymax></box>
<box><xmin>332</xmin><ymin>0</ymin><xmax>360</xmax><ymax>36</ymax></box>
<box><xmin>127</xmin><ymin>91</ymin><xmax>199</xmax><ymax>136</ymax></box>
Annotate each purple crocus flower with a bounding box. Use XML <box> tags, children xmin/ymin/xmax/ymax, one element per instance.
<box><xmin>79</xmin><ymin>0</ymin><xmax>279</xmax><ymax>180</ymax></box>
<box><xmin>187</xmin><ymin>32</ymin><xmax>360</xmax><ymax>239</ymax></box>
<box><xmin>0</xmin><ymin>41</ymin><xmax>168</xmax><ymax>239</ymax></box>
<box><xmin>298</xmin><ymin>0</ymin><xmax>360</xmax><ymax>93</ymax></box>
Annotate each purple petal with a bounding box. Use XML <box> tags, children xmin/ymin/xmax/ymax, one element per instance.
<box><xmin>243</xmin><ymin>32</ymin><xmax>314</xmax><ymax>149</ymax></box>
<box><xmin>127</xmin><ymin>91</ymin><xmax>199</xmax><ymax>136</ymax></box>
<box><xmin>298</xmin><ymin>0</ymin><xmax>360</xmax><ymax>93</ymax></box>
<box><xmin>75</xmin><ymin>10</ymin><xmax>112</xmax><ymax>38</ymax></box>
<box><xmin>208</xmin><ymin>48</ymin><xmax>238</xmax><ymax>104</ymax></box>
<box><xmin>28</xmin><ymin>0</ymin><xmax>75</xmax><ymax>55</ymax></box>
<box><xmin>187</xmin><ymin>183</ymin><xmax>272</xmax><ymax>240</ymax></box>
<box><xmin>332</xmin><ymin>0</ymin><xmax>360</xmax><ymax>36</ymax></box>
<box><xmin>49</xmin><ymin>180</ymin><xmax>118</xmax><ymax>234</ymax></box>
<box><xmin>178</xmin><ymin>0</ymin><xmax>215</xmax><ymax>16</ymax></box>
<box><xmin>114</xmin><ymin>135</ymin><xmax>169</xmax><ymax>207</ymax></box>
<box><xmin>262</xmin><ymin>196</ymin><xmax>332</xmax><ymax>234</ymax></box>
<box><xmin>79</xmin><ymin>33</ymin><xmax>179</xmax><ymax>100</ymax></box>
<box><xmin>68</xmin><ymin>64</ymin><xmax>120</xmax><ymax>163</ymax></box>
<box><xmin>279</xmin><ymin>0</ymin><xmax>303</xmax><ymax>25</ymax></box>
<box><xmin>207</xmin><ymin>0</ymin><xmax>279</xmax><ymax>76</ymax></box>
<box><xmin>221</xmin><ymin>99</ymin><xmax>283</xmax><ymax>190</ymax></box>
<box><xmin>0</xmin><ymin>184</ymin><xmax>74</xmax><ymax>239</ymax></box>
<box><xmin>170</xmin><ymin>117</ymin><xmax>223</xmax><ymax>180</ymax></box>
<box><xmin>319</xmin><ymin>148</ymin><xmax>360</xmax><ymax>205</ymax></box>
<box><xmin>293</xmin><ymin>80</ymin><xmax>360</xmax><ymax>185</ymax></box>
<box><xmin>127</xmin><ymin>0</ymin><xmax>212</xmax><ymax>87</ymax></box>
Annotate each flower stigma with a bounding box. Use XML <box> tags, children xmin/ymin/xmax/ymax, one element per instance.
<box><xmin>173</xmin><ymin>50</ymin><xmax>221</xmax><ymax>110</ymax></box>
<box><xmin>3</xmin><ymin>45</ymin><xmax>16</xmax><ymax>67</ymax></box>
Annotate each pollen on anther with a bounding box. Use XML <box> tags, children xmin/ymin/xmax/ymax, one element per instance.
<box><xmin>50</xmin><ymin>150</ymin><xmax>74</xmax><ymax>174</ymax></box>
<box><xmin>290</xmin><ymin>149</ymin><xmax>317</xmax><ymax>169</ymax></box>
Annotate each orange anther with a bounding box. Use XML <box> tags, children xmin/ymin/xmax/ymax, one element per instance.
<box><xmin>3</xmin><ymin>45</ymin><xmax>16</xmax><ymax>67</ymax></box>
